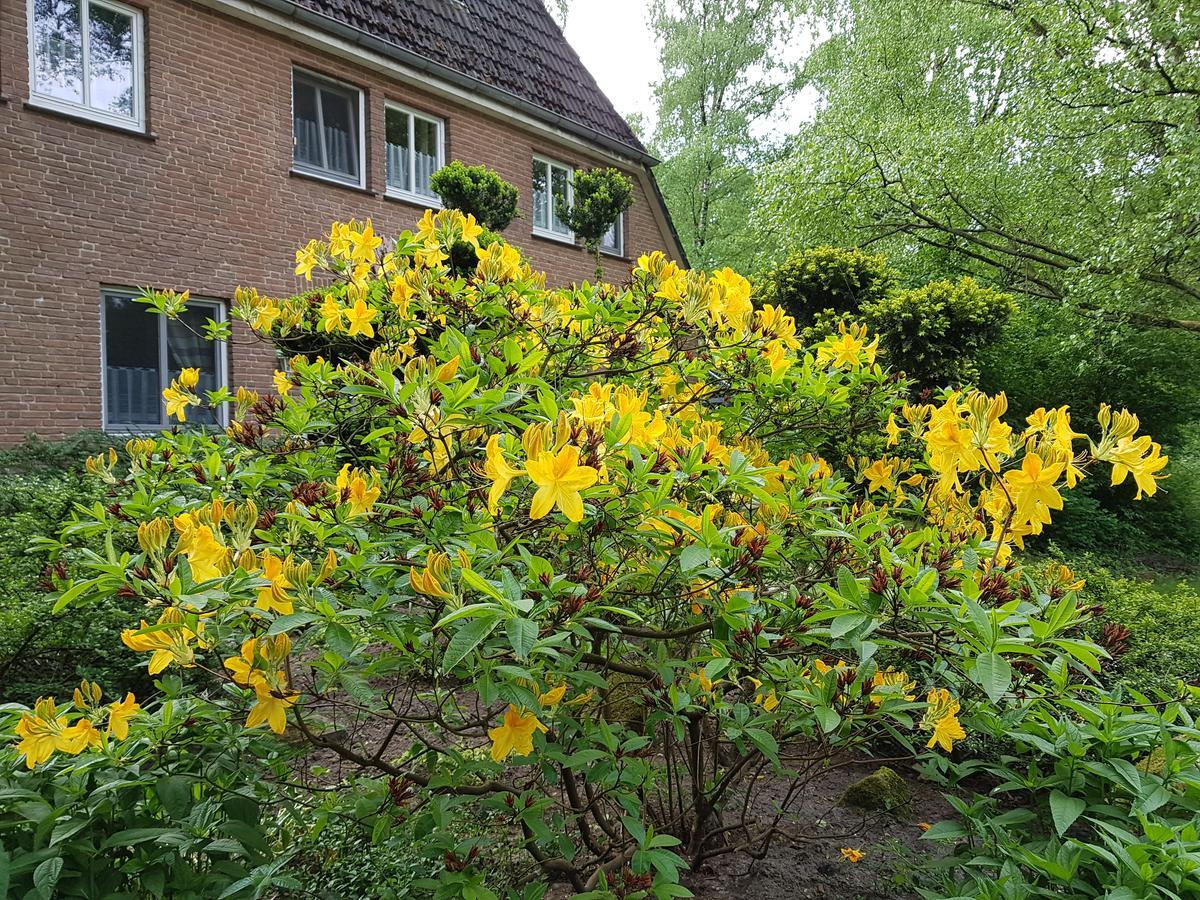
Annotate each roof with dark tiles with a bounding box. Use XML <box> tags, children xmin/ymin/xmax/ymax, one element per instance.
<box><xmin>282</xmin><ymin>0</ymin><xmax>648</xmax><ymax>157</ymax></box>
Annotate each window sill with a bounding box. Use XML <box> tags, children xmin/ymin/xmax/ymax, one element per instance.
<box><xmin>289</xmin><ymin>167</ymin><xmax>374</xmax><ymax>195</ymax></box>
<box><xmin>383</xmin><ymin>189</ymin><xmax>442</xmax><ymax>210</ymax></box>
<box><xmin>531</xmin><ymin>228</ymin><xmax>578</xmax><ymax>248</ymax></box>
<box><xmin>24</xmin><ymin>99</ymin><xmax>153</xmax><ymax>139</ymax></box>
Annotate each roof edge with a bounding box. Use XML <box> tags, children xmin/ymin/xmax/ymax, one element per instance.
<box><xmin>251</xmin><ymin>0</ymin><xmax>660</xmax><ymax>166</ymax></box>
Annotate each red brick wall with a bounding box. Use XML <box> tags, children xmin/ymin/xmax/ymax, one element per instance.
<box><xmin>0</xmin><ymin>0</ymin><xmax>675</xmax><ymax>442</ymax></box>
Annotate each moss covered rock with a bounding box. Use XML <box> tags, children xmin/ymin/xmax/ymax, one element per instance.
<box><xmin>839</xmin><ymin>766</ymin><xmax>911</xmax><ymax>812</ymax></box>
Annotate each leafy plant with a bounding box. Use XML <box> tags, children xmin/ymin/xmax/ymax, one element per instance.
<box><xmin>556</xmin><ymin>167</ymin><xmax>633</xmax><ymax>279</ymax></box>
<box><xmin>756</xmin><ymin>246</ymin><xmax>897</xmax><ymax>323</ymax></box>
<box><xmin>0</xmin><ymin>211</ymin><xmax>1174</xmax><ymax>898</ymax></box>
<box><xmin>431</xmin><ymin>161</ymin><xmax>520</xmax><ymax>232</ymax></box>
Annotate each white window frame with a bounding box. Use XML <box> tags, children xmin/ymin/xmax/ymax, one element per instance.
<box><xmin>383</xmin><ymin>101</ymin><xmax>445</xmax><ymax>205</ymax></box>
<box><xmin>532</xmin><ymin>155</ymin><xmax>575</xmax><ymax>244</ymax></box>
<box><xmin>100</xmin><ymin>289</ymin><xmax>229</xmax><ymax>433</ymax></box>
<box><xmin>290</xmin><ymin>67</ymin><xmax>367</xmax><ymax>190</ymax></box>
<box><xmin>27</xmin><ymin>0</ymin><xmax>146</xmax><ymax>132</ymax></box>
<box><xmin>600</xmin><ymin>212</ymin><xmax>624</xmax><ymax>257</ymax></box>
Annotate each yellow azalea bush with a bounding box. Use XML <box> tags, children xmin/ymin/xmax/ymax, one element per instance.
<box><xmin>0</xmin><ymin>211</ymin><xmax>1183</xmax><ymax>897</ymax></box>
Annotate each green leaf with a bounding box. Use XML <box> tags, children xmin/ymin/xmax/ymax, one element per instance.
<box><xmin>973</xmin><ymin>652</ymin><xmax>1012</xmax><ymax>703</ymax></box>
<box><xmin>506</xmin><ymin>618</ymin><xmax>538</xmax><ymax>660</ymax></box>
<box><xmin>814</xmin><ymin>707</ymin><xmax>841</xmax><ymax>733</ymax></box>
<box><xmin>33</xmin><ymin>857</ymin><xmax>62</xmax><ymax>900</ymax></box>
<box><xmin>1049</xmin><ymin>789</ymin><xmax>1086</xmax><ymax>837</ymax></box>
<box><xmin>155</xmin><ymin>775</ymin><xmax>192</xmax><ymax>819</ymax></box>
<box><xmin>443</xmin><ymin>616</ymin><xmax>499</xmax><ymax>671</ymax></box>
<box><xmin>836</xmin><ymin>566</ymin><xmax>861</xmax><ymax>602</ymax></box>
<box><xmin>679</xmin><ymin>543</ymin><xmax>709</xmax><ymax>573</ymax></box>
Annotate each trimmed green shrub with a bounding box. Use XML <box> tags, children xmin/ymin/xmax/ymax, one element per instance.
<box><xmin>430</xmin><ymin>161</ymin><xmax>520</xmax><ymax>232</ymax></box>
<box><xmin>861</xmin><ymin>276</ymin><xmax>1016</xmax><ymax>387</ymax></box>
<box><xmin>756</xmin><ymin>246</ymin><xmax>897</xmax><ymax>323</ymax></box>
<box><xmin>557</xmin><ymin>166</ymin><xmax>634</xmax><ymax>278</ymax></box>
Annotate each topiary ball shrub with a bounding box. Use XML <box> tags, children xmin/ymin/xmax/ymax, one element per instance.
<box><xmin>756</xmin><ymin>245</ymin><xmax>897</xmax><ymax>324</ymax></box>
<box><xmin>430</xmin><ymin>161</ymin><xmax>520</xmax><ymax>232</ymax></box>
<box><xmin>861</xmin><ymin>276</ymin><xmax>1015</xmax><ymax>388</ymax></box>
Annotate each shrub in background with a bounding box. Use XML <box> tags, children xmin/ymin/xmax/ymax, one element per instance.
<box><xmin>756</xmin><ymin>245</ymin><xmax>897</xmax><ymax>322</ymax></box>
<box><xmin>556</xmin><ymin>166</ymin><xmax>634</xmax><ymax>279</ymax></box>
<box><xmin>0</xmin><ymin>436</ymin><xmax>152</xmax><ymax>705</ymax></box>
<box><xmin>431</xmin><ymin>161</ymin><xmax>520</xmax><ymax>232</ymax></box>
<box><xmin>758</xmin><ymin>248</ymin><xmax>1014</xmax><ymax>390</ymax></box>
<box><xmin>861</xmin><ymin>277</ymin><xmax>1016</xmax><ymax>387</ymax></box>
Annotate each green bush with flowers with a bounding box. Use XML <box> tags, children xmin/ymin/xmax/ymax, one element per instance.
<box><xmin>0</xmin><ymin>209</ymin><xmax>1192</xmax><ymax>898</ymax></box>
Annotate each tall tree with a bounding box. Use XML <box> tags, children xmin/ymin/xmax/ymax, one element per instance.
<box><xmin>649</xmin><ymin>0</ymin><xmax>800</xmax><ymax>270</ymax></box>
<box><xmin>757</xmin><ymin>0</ymin><xmax>1200</xmax><ymax>331</ymax></box>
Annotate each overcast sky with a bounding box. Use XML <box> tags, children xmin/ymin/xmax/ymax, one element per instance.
<box><xmin>562</xmin><ymin>1</ymin><xmax>661</xmax><ymax>126</ymax></box>
<box><xmin>561</xmin><ymin>2</ymin><xmax>819</xmax><ymax>139</ymax></box>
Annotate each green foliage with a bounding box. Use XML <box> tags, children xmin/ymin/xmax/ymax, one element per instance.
<box><xmin>649</xmin><ymin>0</ymin><xmax>802</xmax><ymax>270</ymax></box>
<box><xmin>430</xmin><ymin>161</ymin><xmax>520</xmax><ymax>232</ymax></box>
<box><xmin>0</xmin><ymin>468</ymin><xmax>149</xmax><ymax>705</ymax></box>
<box><xmin>757</xmin><ymin>0</ymin><xmax>1200</xmax><ymax>330</ymax></box>
<box><xmin>924</xmin><ymin>687</ymin><xmax>1200</xmax><ymax>899</ymax></box>
<box><xmin>759</xmin><ymin>248</ymin><xmax>1014</xmax><ymax>388</ymax></box>
<box><xmin>0</xmin><ymin>678</ymin><xmax>299</xmax><ymax>898</ymax></box>
<box><xmin>556</xmin><ymin>167</ymin><xmax>633</xmax><ymax>278</ymax></box>
<box><xmin>0</xmin><ymin>431</ymin><xmax>116</xmax><ymax>476</ymax></box>
<box><xmin>862</xmin><ymin>277</ymin><xmax>1016</xmax><ymax>387</ymax></box>
<box><xmin>1069</xmin><ymin>560</ymin><xmax>1200</xmax><ymax>693</ymax></box>
<box><xmin>756</xmin><ymin>246</ymin><xmax>897</xmax><ymax>323</ymax></box>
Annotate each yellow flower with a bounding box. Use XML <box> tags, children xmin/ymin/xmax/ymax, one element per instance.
<box><xmin>345</xmin><ymin>299</ymin><xmax>379</xmax><ymax>338</ymax></box>
<box><xmin>487</xmin><ymin>704</ymin><xmax>547</xmax><ymax>762</ymax></box>
<box><xmin>246</xmin><ymin>682</ymin><xmax>298</xmax><ymax>734</ymax></box>
<box><xmin>348</xmin><ymin>220</ymin><xmax>382</xmax><ymax>265</ymax></box>
<box><xmin>862</xmin><ymin>458</ymin><xmax>898</xmax><ymax>494</ymax></box>
<box><xmin>763</xmin><ymin>340</ymin><xmax>792</xmax><ymax>377</ymax></box>
<box><xmin>410</xmin><ymin>551</ymin><xmax>453</xmax><ymax>600</ymax></box>
<box><xmin>1003</xmin><ymin>452</ymin><xmax>1064</xmax><ymax>527</ymax></box>
<box><xmin>870</xmin><ymin>668</ymin><xmax>916</xmax><ymax>703</ymax></box>
<box><xmin>121</xmin><ymin>608</ymin><xmax>204</xmax><ymax>674</ymax></box>
<box><xmin>484</xmin><ymin>434</ymin><xmax>525</xmax><ymax>515</ymax></box>
<box><xmin>318</xmin><ymin>295</ymin><xmax>344</xmax><ymax>333</ymax></box>
<box><xmin>460</xmin><ymin>213</ymin><xmax>483</xmax><ymax>247</ymax></box>
<box><xmin>15</xmin><ymin>698</ymin><xmax>93</xmax><ymax>768</ymax></box>
<box><xmin>1109</xmin><ymin>435</ymin><xmax>1168</xmax><ymax>500</ymax></box>
<box><xmin>921</xmin><ymin>688</ymin><xmax>966</xmax><ymax>752</ymax></box>
<box><xmin>539</xmin><ymin>683</ymin><xmax>568</xmax><ymax>707</ymax></box>
<box><xmin>163</xmin><ymin>386</ymin><xmax>193</xmax><ymax>423</ymax></box>
<box><xmin>295</xmin><ymin>240</ymin><xmax>320</xmax><ymax>280</ymax></box>
<box><xmin>183</xmin><ymin>524</ymin><xmax>229</xmax><ymax>582</ymax></box>
<box><xmin>840</xmin><ymin>848</ymin><xmax>865</xmax><ymax>863</ymax></box>
<box><xmin>273</xmin><ymin>370</ymin><xmax>292</xmax><ymax>397</ymax></box>
<box><xmin>526</xmin><ymin>445</ymin><xmax>599</xmax><ymax>522</ymax></box>
<box><xmin>177</xmin><ymin>367</ymin><xmax>200</xmax><ymax>390</ymax></box>
<box><xmin>251</xmin><ymin>299</ymin><xmax>282</xmax><ymax>332</ymax></box>
<box><xmin>885</xmin><ymin>413</ymin><xmax>902</xmax><ymax>447</ymax></box>
<box><xmin>107</xmin><ymin>693</ymin><xmax>140</xmax><ymax>740</ymax></box>
<box><xmin>346</xmin><ymin>472</ymin><xmax>381</xmax><ymax>517</ymax></box>
<box><xmin>256</xmin><ymin>550</ymin><xmax>294</xmax><ymax>614</ymax></box>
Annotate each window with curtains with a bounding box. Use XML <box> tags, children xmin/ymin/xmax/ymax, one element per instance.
<box><xmin>532</xmin><ymin>157</ymin><xmax>573</xmax><ymax>240</ymax></box>
<box><xmin>292</xmin><ymin>70</ymin><xmax>363</xmax><ymax>186</ymax></box>
<box><xmin>102</xmin><ymin>291</ymin><xmax>226</xmax><ymax>430</ymax></box>
<box><xmin>600</xmin><ymin>213</ymin><xmax>624</xmax><ymax>256</ymax></box>
<box><xmin>385</xmin><ymin>104</ymin><xmax>444</xmax><ymax>202</ymax></box>
<box><xmin>29</xmin><ymin>0</ymin><xmax>144</xmax><ymax>130</ymax></box>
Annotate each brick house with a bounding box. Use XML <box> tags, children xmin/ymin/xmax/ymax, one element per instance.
<box><xmin>0</xmin><ymin>0</ymin><xmax>685</xmax><ymax>441</ymax></box>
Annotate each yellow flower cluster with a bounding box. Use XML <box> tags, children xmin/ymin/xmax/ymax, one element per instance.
<box><xmin>223</xmin><ymin>634</ymin><xmax>297</xmax><ymax>734</ymax></box>
<box><xmin>15</xmin><ymin>681</ymin><xmax>140</xmax><ymax>769</ymax></box>
<box><xmin>815</xmin><ymin>321</ymin><xmax>880</xmax><ymax>369</ymax></box>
